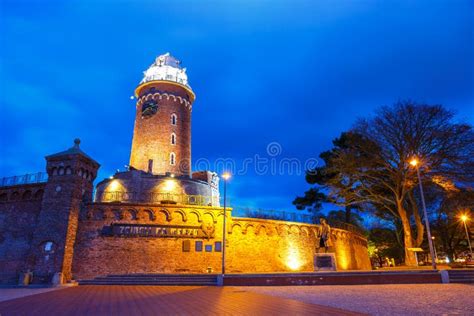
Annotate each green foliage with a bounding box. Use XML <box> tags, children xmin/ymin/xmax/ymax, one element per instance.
<box><xmin>368</xmin><ymin>227</ymin><xmax>404</xmax><ymax>265</ymax></box>
<box><xmin>293</xmin><ymin>188</ymin><xmax>326</xmax><ymax>211</ymax></box>
<box><xmin>326</xmin><ymin>210</ymin><xmax>364</xmax><ymax>229</ymax></box>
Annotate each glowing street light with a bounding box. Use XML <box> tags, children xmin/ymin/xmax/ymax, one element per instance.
<box><xmin>459</xmin><ymin>213</ymin><xmax>473</xmax><ymax>258</ymax></box>
<box><xmin>410</xmin><ymin>157</ymin><xmax>437</xmax><ymax>269</ymax></box>
<box><xmin>221</xmin><ymin>172</ymin><xmax>231</xmax><ymax>278</ymax></box>
<box><xmin>409</xmin><ymin>158</ymin><xmax>418</xmax><ymax>167</ymax></box>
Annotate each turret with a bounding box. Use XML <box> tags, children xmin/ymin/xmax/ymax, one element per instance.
<box><xmin>29</xmin><ymin>139</ymin><xmax>99</xmax><ymax>284</ymax></box>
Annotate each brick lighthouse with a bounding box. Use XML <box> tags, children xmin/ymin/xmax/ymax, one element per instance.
<box><xmin>94</xmin><ymin>53</ymin><xmax>220</xmax><ymax>206</ymax></box>
<box><xmin>129</xmin><ymin>53</ymin><xmax>195</xmax><ymax>177</ymax></box>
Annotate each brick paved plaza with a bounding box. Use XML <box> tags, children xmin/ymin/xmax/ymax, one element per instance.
<box><xmin>0</xmin><ymin>285</ymin><xmax>358</xmax><ymax>315</ymax></box>
<box><xmin>0</xmin><ymin>284</ymin><xmax>473</xmax><ymax>315</ymax></box>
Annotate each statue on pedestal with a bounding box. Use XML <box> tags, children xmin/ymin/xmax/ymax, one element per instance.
<box><xmin>317</xmin><ymin>217</ymin><xmax>333</xmax><ymax>253</ymax></box>
<box><xmin>314</xmin><ymin>218</ymin><xmax>337</xmax><ymax>271</ymax></box>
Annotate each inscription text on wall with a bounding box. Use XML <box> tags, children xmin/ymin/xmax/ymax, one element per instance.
<box><xmin>110</xmin><ymin>223</ymin><xmax>213</xmax><ymax>238</ymax></box>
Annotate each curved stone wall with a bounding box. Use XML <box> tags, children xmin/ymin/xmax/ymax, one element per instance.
<box><xmin>72</xmin><ymin>204</ymin><xmax>371</xmax><ymax>280</ymax></box>
<box><xmin>227</xmin><ymin>217</ymin><xmax>371</xmax><ymax>272</ymax></box>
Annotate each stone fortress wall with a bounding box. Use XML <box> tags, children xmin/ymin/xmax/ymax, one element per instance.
<box><xmin>227</xmin><ymin>217</ymin><xmax>371</xmax><ymax>272</ymax></box>
<box><xmin>72</xmin><ymin>203</ymin><xmax>371</xmax><ymax>280</ymax></box>
<box><xmin>0</xmin><ymin>186</ymin><xmax>371</xmax><ymax>284</ymax></box>
<box><xmin>0</xmin><ymin>183</ymin><xmax>45</xmax><ymax>284</ymax></box>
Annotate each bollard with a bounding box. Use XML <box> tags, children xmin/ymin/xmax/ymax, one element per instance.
<box><xmin>18</xmin><ymin>273</ymin><xmax>31</xmax><ymax>286</ymax></box>
<box><xmin>217</xmin><ymin>275</ymin><xmax>224</xmax><ymax>286</ymax></box>
<box><xmin>440</xmin><ymin>270</ymin><xmax>450</xmax><ymax>283</ymax></box>
<box><xmin>52</xmin><ymin>272</ymin><xmax>64</xmax><ymax>286</ymax></box>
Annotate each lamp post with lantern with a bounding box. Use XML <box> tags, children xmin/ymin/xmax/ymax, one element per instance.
<box><xmin>221</xmin><ymin>172</ymin><xmax>231</xmax><ymax>278</ymax></box>
<box><xmin>409</xmin><ymin>158</ymin><xmax>437</xmax><ymax>269</ymax></box>
<box><xmin>431</xmin><ymin>236</ymin><xmax>438</xmax><ymax>263</ymax></box>
<box><xmin>460</xmin><ymin>214</ymin><xmax>473</xmax><ymax>258</ymax></box>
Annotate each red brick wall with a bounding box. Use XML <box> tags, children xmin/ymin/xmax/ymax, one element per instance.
<box><xmin>72</xmin><ymin>204</ymin><xmax>371</xmax><ymax>280</ymax></box>
<box><xmin>129</xmin><ymin>82</ymin><xmax>193</xmax><ymax>176</ymax></box>
<box><xmin>227</xmin><ymin>218</ymin><xmax>372</xmax><ymax>272</ymax></box>
<box><xmin>0</xmin><ymin>184</ymin><xmax>45</xmax><ymax>284</ymax></box>
<box><xmin>72</xmin><ymin>204</ymin><xmax>224</xmax><ymax>279</ymax></box>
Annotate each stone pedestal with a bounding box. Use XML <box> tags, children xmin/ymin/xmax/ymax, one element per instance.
<box><xmin>314</xmin><ymin>253</ymin><xmax>337</xmax><ymax>271</ymax></box>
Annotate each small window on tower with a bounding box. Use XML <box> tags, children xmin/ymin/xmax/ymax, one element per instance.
<box><xmin>171</xmin><ymin>133</ymin><xmax>176</xmax><ymax>145</ymax></box>
<box><xmin>44</xmin><ymin>241</ymin><xmax>54</xmax><ymax>253</ymax></box>
<box><xmin>171</xmin><ymin>114</ymin><xmax>177</xmax><ymax>125</ymax></box>
<box><xmin>170</xmin><ymin>153</ymin><xmax>176</xmax><ymax>165</ymax></box>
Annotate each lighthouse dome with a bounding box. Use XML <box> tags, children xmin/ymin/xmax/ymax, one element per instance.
<box><xmin>140</xmin><ymin>53</ymin><xmax>190</xmax><ymax>88</ymax></box>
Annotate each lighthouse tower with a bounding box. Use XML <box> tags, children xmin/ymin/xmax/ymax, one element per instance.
<box><xmin>95</xmin><ymin>53</ymin><xmax>219</xmax><ymax>206</ymax></box>
<box><xmin>129</xmin><ymin>53</ymin><xmax>195</xmax><ymax>177</ymax></box>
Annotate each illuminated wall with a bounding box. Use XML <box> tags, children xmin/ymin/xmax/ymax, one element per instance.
<box><xmin>226</xmin><ymin>218</ymin><xmax>371</xmax><ymax>272</ymax></box>
<box><xmin>72</xmin><ymin>204</ymin><xmax>371</xmax><ymax>279</ymax></box>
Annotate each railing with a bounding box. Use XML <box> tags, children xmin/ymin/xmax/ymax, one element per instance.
<box><xmin>233</xmin><ymin>208</ymin><xmax>366</xmax><ymax>237</ymax></box>
<box><xmin>329</xmin><ymin>221</ymin><xmax>367</xmax><ymax>237</ymax></box>
<box><xmin>0</xmin><ymin>172</ymin><xmax>48</xmax><ymax>187</ymax></box>
<box><xmin>95</xmin><ymin>192</ymin><xmax>366</xmax><ymax>236</ymax></box>
<box><xmin>235</xmin><ymin>208</ymin><xmax>314</xmax><ymax>223</ymax></box>
<box><xmin>96</xmin><ymin>191</ymin><xmax>221</xmax><ymax>207</ymax></box>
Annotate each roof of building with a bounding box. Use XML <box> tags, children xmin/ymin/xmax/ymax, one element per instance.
<box><xmin>46</xmin><ymin>139</ymin><xmax>99</xmax><ymax>165</ymax></box>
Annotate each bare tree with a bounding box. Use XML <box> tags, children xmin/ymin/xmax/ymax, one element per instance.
<box><xmin>320</xmin><ymin>102</ymin><xmax>473</xmax><ymax>265</ymax></box>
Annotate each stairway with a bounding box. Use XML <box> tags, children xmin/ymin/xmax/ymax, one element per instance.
<box><xmin>78</xmin><ymin>274</ymin><xmax>218</xmax><ymax>286</ymax></box>
<box><xmin>447</xmin><ymin>269</ymin><xmax>474</xmax><ymax>283</ymax></box>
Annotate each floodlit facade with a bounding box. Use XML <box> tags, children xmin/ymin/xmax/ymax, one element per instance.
<box><xmin>0</xmin><ymin>54</ymin><xmax>371</xmax><ymax>285</ymax></box>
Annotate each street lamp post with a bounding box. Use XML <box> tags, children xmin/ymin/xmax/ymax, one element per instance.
<box><xmin>461</xmin><ymin>215</ymin><xmax>473</xmax><ymax>258</ymax></box>
<box><xmin>431</xmin><ymin>236</ymin><xmax>437</xmax><ymax>263</ymax></box>
<box><xmin>410</xmin><ymin>158</ymin><xmax>437</xmax><ymax>270</ymax></box>
<box><xmin>221</xmin><ymin>172</ymin><xmax>231</xmax><ymax>278</ymax></box>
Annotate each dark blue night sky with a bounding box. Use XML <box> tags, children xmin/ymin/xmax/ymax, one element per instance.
<box><xmin>1</xmin><ymin>0</ymin><xmax>473</xmax><ymax>214</ymax></box>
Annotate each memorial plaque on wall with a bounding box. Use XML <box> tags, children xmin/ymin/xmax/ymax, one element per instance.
<box><xmin>108</xmin><ymin>223</ymin><xmax>214</xmax><ymax>238</ymax></box>
<box><xmin>314</xmin><ymin>253</ymin><xmax>337</xmax><ymax>271</ymax></box>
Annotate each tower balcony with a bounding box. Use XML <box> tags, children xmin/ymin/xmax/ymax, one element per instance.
<box><xmin>94</xmin><ymin>169</ymin><xmax>221</xmax><ymax>207</ymax></box>
<box><xmin>95</xmin><ymin>191</ymin><xmax>222</xmax><ymax>207</ymax></box>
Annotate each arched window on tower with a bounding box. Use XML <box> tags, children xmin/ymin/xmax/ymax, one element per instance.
<box><xmin>170</xmin><ymin>152</ymin><xmax>176</xmax><ymax>165</ymax></box>
<box><xmin>171</xmin><ymin>133</ymin><xmax>176</xmax><ymax>145</ymax></box>
<box><xmin>171</xmin><ymin>114</ymin><xmax>177</xmax><ymax>125</ymax></box>
<box><xmin>44</xmin><ymin>241</ymin><xmax>54</xmax><ymax>253</ymax></box>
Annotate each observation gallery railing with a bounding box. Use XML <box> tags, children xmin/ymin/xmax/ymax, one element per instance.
<box><xmin>0</xmin><ymin>172</ymin><xmax>48</xmax><ymax>187</ymax></box>
<box><xmin>95</xmin><ymin>191</ymin><xmax>221</xmax><ymax>207</ymax></box>
<box><xmin>234</xmin><ymin>208</ymin><xmax>366</xmax><ymax>237</ymax></box>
